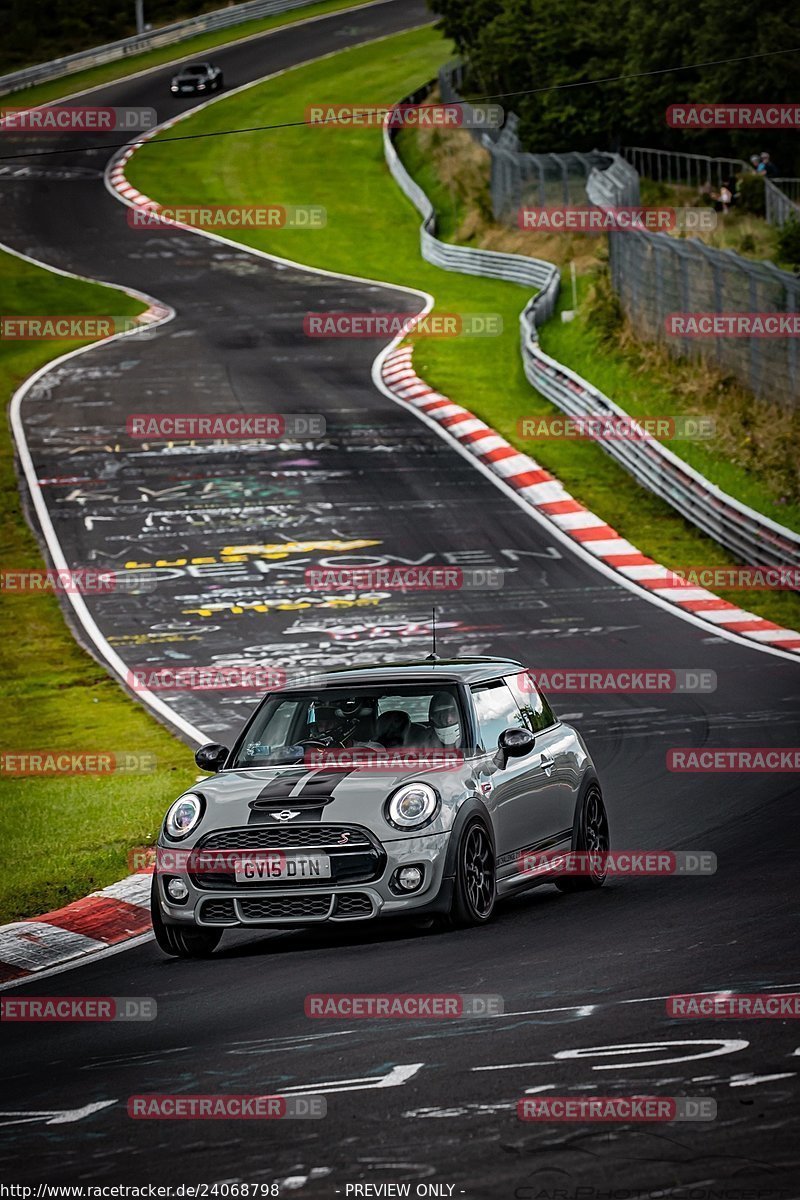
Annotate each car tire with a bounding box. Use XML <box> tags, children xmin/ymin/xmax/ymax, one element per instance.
<box><xmin>150</xmin><ymin>876</ymin><xmax>222</xmax><ymax>958</ymax></box>
<box><xmin>217</xmin><ymin>74</ymin><xmax>224</xmax><ymax>90</ymax></box>
<box><xmin>556</xmin><ymin>785</ymin><xmax>609</xmax><ymax>893</ymax></box>
<box><xmin>444</xmin><ymin>819</ymin><xmax>497</xmax><ymax>927</ymax></box>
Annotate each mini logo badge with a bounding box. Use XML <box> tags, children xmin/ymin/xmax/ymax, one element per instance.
<box><xmin>270</xmin><ymin>810</ymin><xmax>301</xmax><ymax>822</ymax></box>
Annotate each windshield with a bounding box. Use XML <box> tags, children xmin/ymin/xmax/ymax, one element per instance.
<box><xmin>182</xmin><ymin>66</ymin><xmax>208</xmax><ymax>75</ymax></box>
<box><xmin>231</xmin><ymin>683</ymin><xmax>466</xmax><ymax>767</ymax></box>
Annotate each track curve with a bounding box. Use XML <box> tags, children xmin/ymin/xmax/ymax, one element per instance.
<box><xmin>0</xmin><ymin>2</ymin><xmax>798</xmax><ymax>1192</ymax></box>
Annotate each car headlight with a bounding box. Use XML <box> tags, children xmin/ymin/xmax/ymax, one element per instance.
<box><xmin>386</xmin><ymin>783</ymin><xmax>439</xmax><ymax>830</ymax></box>
<box><xmin>197</xmin><ymin>83</ymin><xmax>206</xmax><ymax>89</ymax></box>
<box><xmin>164</xmin><ymin>792</ymin><xmax>204</xmax><ymax>840</ymax></box>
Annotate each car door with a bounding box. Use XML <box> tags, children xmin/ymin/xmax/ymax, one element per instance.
<box><xmin>469</xmin><ymin>680</ymin><xmax>550</xmax><ymax>883</ymax></box>
<box><xmin>471</xmin><ymin>677</ymin><xmax>576</xmax><ymax>888</ymax></box>
<box><xmin>504</xmin><ymin>671</ymin><xmax>580</xmax><ymax>859</ymax></box>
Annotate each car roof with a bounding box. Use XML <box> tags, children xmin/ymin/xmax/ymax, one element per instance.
<box><xmin>285</xmin><ymin>657</ymin><xmax>525</xmax><ymax>690</ymax></box>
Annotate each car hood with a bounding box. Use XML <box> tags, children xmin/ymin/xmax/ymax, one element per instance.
<box><xmin>179</xmin><ymin>761</ymin><xmax>481</xmax><ymax>836</ymax></box>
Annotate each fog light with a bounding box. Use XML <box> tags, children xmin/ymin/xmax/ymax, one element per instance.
<box><xmin>166</xmin><ymin>877</ymin><xmax>189</xmax><ymax>902</ymax></box>
<box><xmin>396</xmin><ymin>866</ymin><xmax>423</xmax><ymax>892</ymax></box>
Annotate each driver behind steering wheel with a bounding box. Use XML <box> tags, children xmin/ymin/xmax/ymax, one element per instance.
<box><xmin>306</xmin><ymin>697</ymin><xmax>380</xmax><ymax>748</ymax></box>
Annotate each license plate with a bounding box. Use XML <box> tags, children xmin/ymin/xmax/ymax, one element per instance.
<box><xmin>234</xmin><ymin>851</ymin><xmax>331</xmax><ymax>883</ymax></box>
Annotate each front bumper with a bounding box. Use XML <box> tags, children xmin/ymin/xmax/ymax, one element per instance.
<box><xmin>156</xmin><ymin>827</ymin><xmax>453</xmax><ymax>928</ymax></box>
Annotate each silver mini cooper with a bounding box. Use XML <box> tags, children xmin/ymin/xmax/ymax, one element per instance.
<box><xmin>151</xmin><ymin>657</ymin><xmax>609</xmax><ymax>957</ymax></box>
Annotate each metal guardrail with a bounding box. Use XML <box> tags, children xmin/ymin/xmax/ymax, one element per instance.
<box><xmin>623</xmin><ymin>146</ymin><xmax>800</xmax><ymax>229</ymax></box>
<box><xmin>388</xmin><ymin>85</ymin><xmax>559</xmax><ymax>298</ymax></box>
<box><xmin>773</xmin><ymin>178</ymin><xmax>800</xmax><ymax>204</ymax></box>
<box><xmin>0</xmin><ymin>0</ymin><xmax>314</xmax><ymax>97</ymax></box>
<box><xmin>442</xmin><ymin>80</ymin><xmax>799</xmax><ymax>406</ymax></box>
<box><xmin>591</xmin><ymin>159</ymin><xmax>800</xmax><ymax>408</ymax></box>
<box><xmin>441</xmin><ymin>63</ymin><xmax>798</xmax><ymax>236</ymax></box>
<box><xmin>622</xmin><ymin>146</ymin><xmax>746</xmax><ymax>191</ymax></box>
<box><xmin>384</xmin><ymin>87</ymin><xmax>800</xmax><ymax>570</ymax></box>
<box><xmin>764</xmin><ymin>177</ymin><xmax>800</xmax><ymax>228</ymax></box>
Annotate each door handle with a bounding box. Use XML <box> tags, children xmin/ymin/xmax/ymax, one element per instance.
<box><xmin>537</xmin><ymin>753</ymin><xmax>555</xmax><ymax>776</ymax></box>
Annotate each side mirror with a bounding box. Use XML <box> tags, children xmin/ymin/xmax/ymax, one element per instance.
<box><xmin>495</xmin><ymin>727</ymin><xmax>536</xmax><ymax>770</ymax></box>
<box><xmin>194</xmin><ymin>743</ymin><xmax>229</xmax><ymax>772</ymax></box>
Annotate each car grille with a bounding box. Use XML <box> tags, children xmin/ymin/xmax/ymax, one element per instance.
<box><xmin>238</xmin><ymin>895</ymin><xmax>332</xmax><ymax>920</ymax></box>
<box><xmin>200</xmin><ymin>826</ymin><xmax>372</xmax><ymax>850</ymax></box>
<box><xmin>198</xmin><ymin>892</ymin><xmax>375</xmax><ymax>925</ymax></box>
<box><xmin>334</xmin><ymin>893</ymin><xmax>374</xmax><ymax>917</ymax></box>
<box><xmin>199</xmin><ymin>898</ymin><xmax>236</xmax><ymax>925</ymax></box>
<box><xmin>191</xmin><ymin>825</ymin><xmax>384</xmax><ymax>891</ymax></box>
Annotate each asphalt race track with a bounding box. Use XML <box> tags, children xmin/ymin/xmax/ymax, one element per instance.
<box><xmin>1</xmin><ymin>1</ymin><xmax>799</xmax><ymax>1192</ymax></box>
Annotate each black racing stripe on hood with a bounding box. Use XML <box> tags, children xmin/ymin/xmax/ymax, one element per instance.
<box><xmin>252</xmin><ymin>768</ymin><xmax>310</xmax><ymax>802</ymax></box>
<box><xmin>304</xmin><ymin>767</ymin><xmax>358</xmax><ymax>795</ymax></box>
<box><xmin>250</xmin><ymin>766</ymin><xmax>357</xmax><ymax>808</ymax></box>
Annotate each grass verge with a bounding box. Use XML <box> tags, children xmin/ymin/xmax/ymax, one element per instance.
<box><xmin>125</xmin><ymin>24</ymin><xmax>800</xmax><ymax>632</ymax></box>
<box><xmin>2</xmin><ymin>0</ymin><xmax>377</xmax><ymax>109</ymax></box>
<box><xmin>0</xmin><ymin>250</ymin><xmax>197</xmax><ymax>924</ymax></box>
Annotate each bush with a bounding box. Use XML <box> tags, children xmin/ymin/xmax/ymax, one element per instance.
<box><xmin>586</xmin><ymin>265</ymin><xmax>624</xmax><ymax>345</ymax></box>
<box><xmin>737</xmin><ymin>173</ymin><xmax>766</xmax><ymax>217</ymax></box>
<box><xmin>776</xmin><ymin>216</ymin><xmax>800</xmax><ymax>267</ymax></box>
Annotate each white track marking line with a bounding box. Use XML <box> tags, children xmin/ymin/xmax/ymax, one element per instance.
<box><xmin>0</xmin><ymin>1101</ymin><xmax>116</xmax><ymax>1128</ymax></box>
<box><xmin>277</xmin><ymin>1062</ymin><xmax>424</xmax><ymax>1094</ymax></box>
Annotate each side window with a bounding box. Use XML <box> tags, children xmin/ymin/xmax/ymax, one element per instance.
<box><xmin>504</xmin><ymin>672</ymin><xmax>557</xmax><ymax>734</ymax></box>
<box><xmin>471</xmin><ymin>681</ymin><xmax>527</xmax><ymax>753</ymax></box>
<box><xmin>241</xmin><ymin>699</ymin><xmax>303</xmax><ymax>763</ymax></box>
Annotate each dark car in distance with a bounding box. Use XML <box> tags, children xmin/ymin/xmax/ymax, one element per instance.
<box><xmin>170</xmin><ymin>62</ymin><xmax>224</xmax><ymax>96</ymax></box>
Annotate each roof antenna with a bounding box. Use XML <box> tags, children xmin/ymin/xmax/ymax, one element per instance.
<box><xmin>426</xmin><ymin>606</ymin><xmax>439</xmax><ymax>662</ymax></box>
